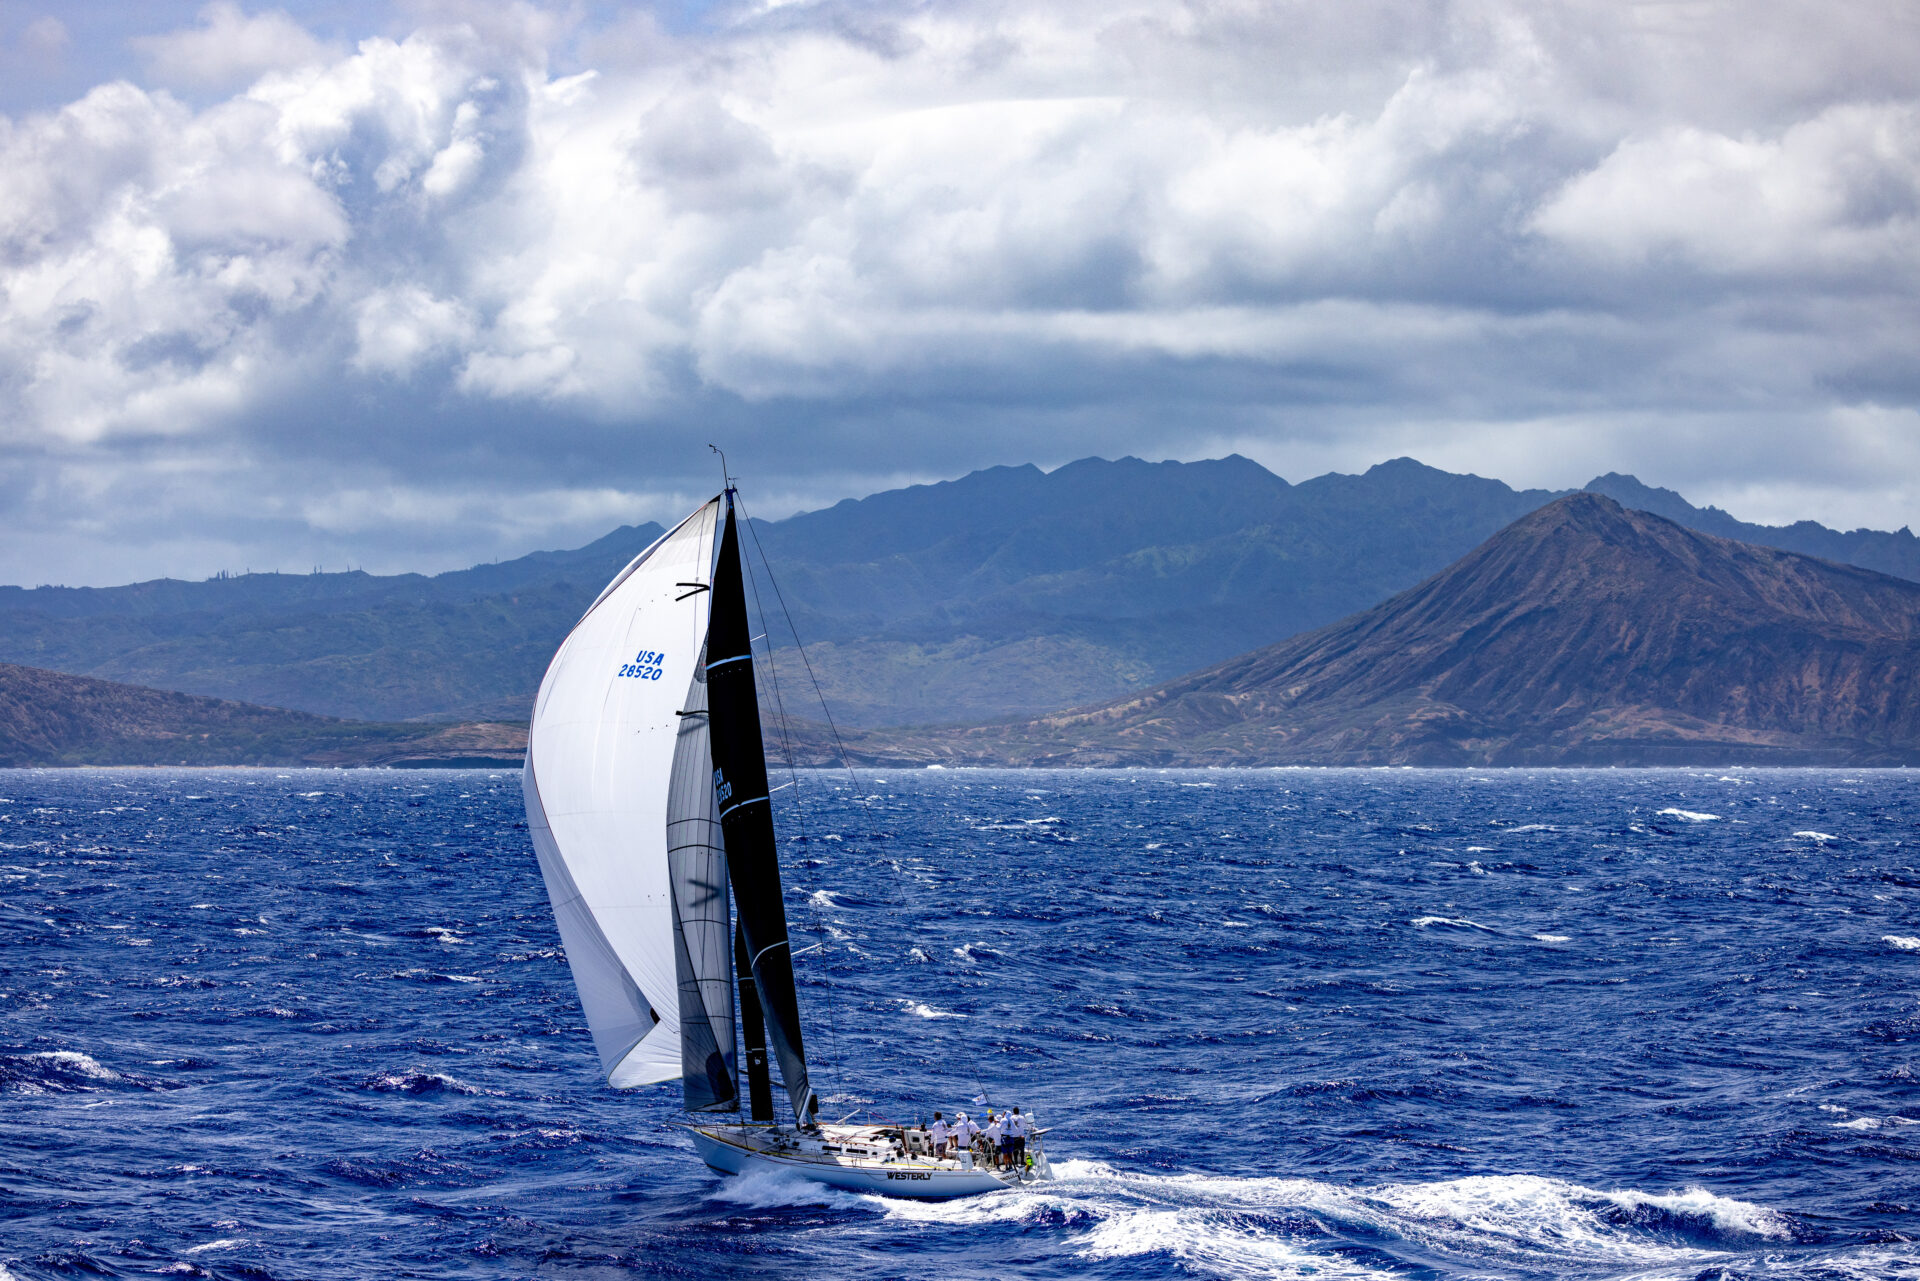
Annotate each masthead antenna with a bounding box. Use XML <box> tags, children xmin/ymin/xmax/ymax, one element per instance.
<box><xmin>709</xmin><ymin>444</ymin><xmax>735</xmax><ymax>496</ymax></box>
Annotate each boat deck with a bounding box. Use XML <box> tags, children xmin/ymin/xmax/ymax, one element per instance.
<box><xmin>686</xmin><ymin>1120</ymin><xmax>1050</xmax><ymax>1197</ymax></box>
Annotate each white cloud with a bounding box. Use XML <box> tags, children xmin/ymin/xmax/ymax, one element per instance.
<box><xmin>1</xmin><ymin>0</ymin><xmax>1919</xmax><ymax>583</ymax></box>
<box><xmin>1531</xmin><ymin>104</ymin><xmax>1920</xmax><ymax>279</ymax></box>
<box><xmin>134</xmin><ymin>2</ymin><xmax>336</xmax><ymax>92</ymax></box>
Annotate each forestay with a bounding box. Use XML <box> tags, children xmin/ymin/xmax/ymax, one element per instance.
<box><xmin>524</xmin><ymin>499</ymin><xmax>721</xmax><ymax>1087</ymax></box>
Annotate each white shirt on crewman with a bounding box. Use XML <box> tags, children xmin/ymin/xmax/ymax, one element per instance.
<box><xmin>929</xmin><ymin>1119</ymin><xmax>951</xmax><ymax>1147</ymax></box>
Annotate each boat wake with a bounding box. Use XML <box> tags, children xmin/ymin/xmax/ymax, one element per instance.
<box><xmin>864</xmin><ymin>1162</ymin><xmax>1857</xmax><ymax>1279</ymax></box>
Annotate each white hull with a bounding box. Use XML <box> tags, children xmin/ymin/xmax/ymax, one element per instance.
<box><xmin>686</xmin><ymin>1122</ymin><xmax>1050</xmax><ymax>1200</ymax></box>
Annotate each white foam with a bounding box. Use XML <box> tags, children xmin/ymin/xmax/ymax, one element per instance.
<box><xmin>1532</xmin><ymin>934</ymin><xmax>1572</xmax><ymax>943</ymax></box>
<box><xmin>1657</xmin><ymin>808</ymin><xmax>1720</xmax><ymax>822</ymax></box>
<box><xmin>809</xmin><ymin>890</ymin><xmax>840</xmax><ymax>909</ymax></box>
<box><xmin>24</xmin><ymin>1050</ymin><xmax>120</xmax><ymax>1080</ymax></box>
<box><xmin>183</xmin><ymin>1239</ymin><xmax>246</xmax><ymax>1255</ymax></box>
<box><xmin>1412</xmin><ymin>916</ymin><xmax>1494</xmax><ymax>931</ymax></box>
<box><xmin>708</xmin><ymin>1162</ymin><xmax>868</xmax><ymax>1211</ymax></box>
<box><xmin>1794</xmin><ymin>830</ymin><xmax>1838</xmax><ymax>842</ymax></box>
<box><xmin>900</xmin><ymin>1000</ymin><xmax>965</xmax><ymax>1019</ymax></box>
<box><xmin>1832</xmin><ymin>1114</ymin><xmax>1918</xmax><ymax>1130</ymax></box>
<box><xmin>906</xmin><ymin>947</ymin><xmax>930</xmax><ymax>963</ymax></box>
<box><xmin>878</xmin><ymin>1163</ymin><xmax>1790</xmax><ymax>1275</ymax></box>
<box><xmin>1884</xmin><ymin>936</ymin><xmax>1920</xmax><ymax>952</ymax></box>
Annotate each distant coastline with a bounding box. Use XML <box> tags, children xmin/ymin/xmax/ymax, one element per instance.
<box><xmin>7</xmin><ymin>461</ymin><xmax>1920</xmax><ymax>771</ymax></box>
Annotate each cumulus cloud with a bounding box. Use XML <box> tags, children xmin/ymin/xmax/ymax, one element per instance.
<box><xmin>133</xmin><ymin>2</ymin><xmax>336</xmax><ymax>92</ymax></box>
<box><xmin>1</xmin><ymin>0</ymin><xmax>1918</xmax><ymax>584</ymax></box>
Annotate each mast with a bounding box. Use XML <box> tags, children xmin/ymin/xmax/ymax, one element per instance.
<box><xmin>705</xmin><ymin>490</ymin><xmax>816</xmax><ymax>1126</ymax></box>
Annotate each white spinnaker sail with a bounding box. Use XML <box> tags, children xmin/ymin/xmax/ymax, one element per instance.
<box><xmin>524</xmin><ymin>498</ymin><xmax>721</xmax><ymax>1087</ymax></box>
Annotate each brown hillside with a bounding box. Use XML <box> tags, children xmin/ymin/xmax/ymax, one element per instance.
<box><xmin>0</xmin><ymin>663</ymin><xmax>524</xmax><ymax>767</ymax></box>
<box><xmin>829</xmin><ymin>494</ymin><xmax>1920</xmax><ymax>766</ymax></box>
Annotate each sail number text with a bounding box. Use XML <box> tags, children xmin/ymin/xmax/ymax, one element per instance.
<box><xmin>618</xmin><ymin>650</ymin><xmax>666</xmax><ymax>680</ymax></box>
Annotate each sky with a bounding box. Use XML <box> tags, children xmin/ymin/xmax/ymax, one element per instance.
<box><xmin>1</xmin><ymin>0</ymin><xmax>1917</xmax><ymax>586</ymax></box>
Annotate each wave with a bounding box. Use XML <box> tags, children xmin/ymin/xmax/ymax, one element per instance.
<box><xmin>899</xmin><ymin>999</ymin><xmax>965</xmax><ymax>1019</ymax></box>
<box><xmin>873</xmin><ymin>1163</ymin><xmax>1796</xmax><ymax>1278</ymax></box>
<box><xmin>1412</xmin><ymin>916</ymin><xmax>1494</xmax><ymax>931</ymax></box>
<box><xmin>0</xmin><ymin>1049</ymin><xmax>139</xmax><ymax>1094</ymax></box>
<box><xmin>1657</xmin><ymin>808</ymin><xmax>1720</xmax><ymax>822</ymax></box>
<box><xmin>1884</xmin><ymin>936</ymin><xmax>1920</xmax><ymax>952</ymax></box>
<box><xmin>1794</xmin><ymin>830</ymin><xmax>1838</xmax><ymax>842</ymax></box>
<box><xmin>360</xmin><ymin>1069</ymin><xmax>492</xmax><ymax>1096</ymax></box>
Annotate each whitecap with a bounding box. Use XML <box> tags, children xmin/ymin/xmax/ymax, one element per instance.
<box><xmin>1793</xmin><ymin>830</ymin><xmax>1838</xmax><ymax>842</ymax></box>
<box><xmin>183</xmin><ymin>1239</ymin><xmax>246</xmax><ymax>1255</ymax></box>
<box><xmin>906</xmin><ymin>947</ymin><xmax>930</xmax><ymax>963</ymax></box>
<box><xmin>900</xmin><ymin>999</ymin><xmax>966</xmax><ymax>1019</ymax></box>
<box><xmin>1532</xmin><ymin>934</ymin><xmax>1572</xmax><ymax>943</ymax></box>
<box><xmin>1412</xmin><ymin>916</ymin><xmax>1494</xmax><ymax>931</ymax></box>
<box><xmin>707</xmin><ymin>1162</ymin><xmax>868</xmax><ymax>1211</ymax></box>
<box><xmin>880</xmin><ymin>1163</ymin><xmax>1790</xmax><ymax>1274</ymax></box>
<box><xmin>1884</xmin><ymin>936</ymin><xmax>1920</xmax><ymax>952</ymax></box>
<box><xmin>1832</xmin><ymin>1114</ymin><xmax>1918</xmax><ymax>1130</ymax></box>
<box><xmin>809</xmin><ymin>890</ymin><xmax>840</xmax><ymax>909</ymax></box>
<box><xmin>1657</xmin><ymin>808</ymin><xmax>1720</xmax><ymax>822</ymax></box>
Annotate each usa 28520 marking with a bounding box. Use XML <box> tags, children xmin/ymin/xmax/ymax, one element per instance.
<box><xmin>618</xmin><ymin>650</ymin><xmax>666</xmax><ymax>680</ymax></box>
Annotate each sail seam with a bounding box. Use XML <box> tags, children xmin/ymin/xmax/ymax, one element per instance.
<box><xmin>750</xmin><ymin>939</ymin><xmax>790</xmax><ymax>969</ymax></box>
<box><xmin>705</xmin><ymin>654</ymin><xmax>752</xmax><ymax>672</ymax></box>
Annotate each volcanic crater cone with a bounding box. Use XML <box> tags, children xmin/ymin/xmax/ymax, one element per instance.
<box><xmin>919</xmin><ymin>493</ymin><xmax>1920</xmax><ymax>766</ymax></box>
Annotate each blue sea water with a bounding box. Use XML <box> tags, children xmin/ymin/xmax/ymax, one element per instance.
<box><xmin>2</xmin><ymin>765</ymin><xmax>1918</xmax><ymax>1280</ymax></box>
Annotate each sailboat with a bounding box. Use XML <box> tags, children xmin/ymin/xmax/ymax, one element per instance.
<box><xmin>522</xmin><ymin>485</ymin><xmax>1052</xmax><ymax>1199</ymax></box>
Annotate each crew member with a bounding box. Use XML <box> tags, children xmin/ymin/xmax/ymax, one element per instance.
<box><xmin>984</xmin><ymin>1112</ymin><xmax>1005</xmax><ymax>1170</ymax></box>
<box><xmin>929</xmin><ymin>1111</ymin><xmax>951</xmax><ymax>1160</ymax></box>
<box><xmin>955</xmin><ymin>1110</ymin><xmax>981</xmax><ymax>1161</ymax></box>
<box><xmin>1009</xmin><ymin>1107</ymin><xmax>1028</xmax><ymax>1169</ymax></box>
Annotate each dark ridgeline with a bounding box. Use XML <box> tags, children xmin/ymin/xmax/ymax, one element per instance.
<box><xmin>704</xmin><ymin>499</ymin><xmax>814</xmax><ymax>1126</ymax></box>
<box><xmin>847</xmin><ymin>494</ymin><xmax>1920</xmax><ymax>766</ymax></box>
<box><xmin>4</xmin><ymin>456</ymin><xmax>1917</xmax><ymax>729</ymax></box>
<box><xmin>9</xmin><ymin>483</ymin><xmax>1920</xmax><ymax>769</ymax></box>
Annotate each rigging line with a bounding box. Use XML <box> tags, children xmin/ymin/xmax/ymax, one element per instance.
<box><xmin>733</xmin><ymin>491</ymin><xmax>843</xmax><ymax>1094</ymax></box>
<box><xmin>735</xmin><ymin>495</ymin><xmax>972</xmax><ymax>1109</ymax></box>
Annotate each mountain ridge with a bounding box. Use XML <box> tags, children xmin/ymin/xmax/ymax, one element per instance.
<box><xmin>3</xmin><ymin>457</ymin><xmax>1917</xmax><ymax>727</ymax></box>
<box><xmin>817</xmin><ymin>494</ymin><xmax>1920</xmax><ymax>766</ymax></box>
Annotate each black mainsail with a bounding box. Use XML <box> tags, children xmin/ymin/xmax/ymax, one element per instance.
<box><xmin>667</xmin><ymin>658</ymin><xmax>737</xmax><ymax>1112</ymax></box>
<box><xmin>706</xmin><ymin>493</ymin><xmax>815</xmax><ymax>1125</ymax></box>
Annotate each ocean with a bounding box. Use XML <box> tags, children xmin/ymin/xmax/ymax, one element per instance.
<box><xmin>1</xmin><ymin>765</ymin><xmax>1916</xmax><ymax>1280</ymax></box>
